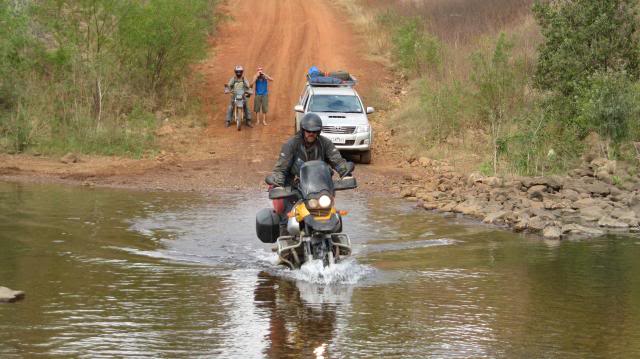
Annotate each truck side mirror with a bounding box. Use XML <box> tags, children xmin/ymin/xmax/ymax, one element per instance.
<box><xmin>366</xmin><ymin>107</ymin><xmax>375</xmax><ymax>114</ymax></box>
<box><xmin>294</xmin><ymin>105</ymin><xmax>304</xmax><ymax>113</ymax></box>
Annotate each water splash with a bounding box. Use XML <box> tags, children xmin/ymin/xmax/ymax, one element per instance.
<box><xmin>282</xmin><ymin>257</ymin><xmax>375</xmax><ymax>285</ymax></box>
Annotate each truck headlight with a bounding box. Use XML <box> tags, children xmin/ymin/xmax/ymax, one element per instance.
<box><xmin>355</xmin><ymin>125</ymin><xmax>370</xmax><ymax>133</ymax></box>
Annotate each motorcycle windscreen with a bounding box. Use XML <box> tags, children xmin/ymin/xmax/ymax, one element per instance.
<box><xmin>299</xmin><ymin>160</ymin><xmax>334</xmax><ymax>197</ymax></box>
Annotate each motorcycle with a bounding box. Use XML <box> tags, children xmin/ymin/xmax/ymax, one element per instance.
<box><xmin>256</xmin><ymin>160</ymin><xmax>357</xmax><ymax>269</ymax></box>
<box><xmin>224</xmin><ymin>84</ymin><xmax>252</xmax><ymax>131</ymax></box>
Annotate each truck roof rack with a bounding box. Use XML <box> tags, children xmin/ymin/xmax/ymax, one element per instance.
<box><xmin>306</xmin><ymin>72</ymin><xmax>357</xmax><ymax>87</ymax></box>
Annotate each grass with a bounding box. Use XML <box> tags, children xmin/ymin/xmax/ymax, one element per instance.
<box><xmin>333</xmin><ymin>0</ymin><xmax>544</xmax><ymax>175</ymax></box>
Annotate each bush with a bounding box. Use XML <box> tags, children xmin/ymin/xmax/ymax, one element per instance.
<box><xmin>576</xmin><ymin>72</ymin><xmax>640</xmax><ymax>156</ymax></box>
<box><xmin>392</xmin><ymin>18</ymin><xmax>442</xmax><ymax>75</ymax></box>
<box><xmin>470</xmin><ymin>33</ymin><xmax>528</xmax><ymax>173</ymax></box>
<box><xmin>419</xmin><ymin>80</ymin><xmax>465</xmax><ymax>143</ymax></box>
<box><xmin>0</xmin><ymin>0</ymin><xmax>218</xmax><ymax>155</ymax></box>
<box><xmin>118</xmin><ymin>0</ymin><xmax>212</xmax><ymax>94</ymax></box>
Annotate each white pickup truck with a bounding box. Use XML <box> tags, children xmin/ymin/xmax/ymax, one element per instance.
<box><xmin>294</xmin><ymin>72</ymin><xmax>374</xmax><ymax>164</ymax></box>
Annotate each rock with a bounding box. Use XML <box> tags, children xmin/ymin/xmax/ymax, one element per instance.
<box><xmin>595</xmin><ymin>170</ymin><xmax>612</xmax><ymax>184</ymax></box>
<box><xmin>543</xmin><ymin>225</ymin><xmax>562</xmax><ymax>239</ymax></box>
<box><xmin>418</xmin><ymin>157</ymin><xmax>431</xmax><ymax>167</ymax></box>
<box><xmin>400</xmin><ymin>186</ymin><xmax>417</xmax><ymax>198</ymax></box>
<box><xmin>609</xmin><ymin>208</ymin><xmax>638</xmax><ymax>226</ymax></box>
<box><xmin>527</xmin><ymin>216</ymin><xmax>548</xmax><ymax>231</ymax></box>
<box><xmin>60</xmin><ymin>152</ymin><xmax>79</xmax><ymax>164</ymax></box>
<box><xmin>580</xmin><ymin>206</ymin><xmax>606</xmax><ymax>221</ymax></box>
<box><xmin>591</xmin><ymin>158</ymin><xmax>616</xmax><ymax>174</ymax></box>
<box><xmin>483</xmin><ymin>210</ymin><xmax>508</xmax><ymax>224</ymax></box>
<box><xmin>560</xmin><ymin>189</ymin><xmax>580</xmax><ymax>202</ymax></box>
<box><xmin>527</xmin><ymin>185</ymin><xmax>547</xmax><ymax>201</ymax></box>
<box><xmin>585</xmin><ymin>181</ymin><xmax>610</xmax><ymax>196</ymax></box>
<box><xmin>561</xmin><ymin>223</ymin><xmax>605</xmax><ymax>236</ymax></box>
<box><xmin>572</xmin><ymin>197</ymin><xmax>599</xmax><ymax>209</ymax></box>
<box><xmin>598</xmin><ymin>216</ymin><xmax>629</xmax><ymax>228</ymax></box>
<box><xmin>467</xmin><ymin>172</ymin><xmax>484</xmax><ymax>186</ymax></box>
<box><xmin>440</xmin><ymin>201</ymin><xmax>459</xmax><ymax>212</ymax></box>
<box><xmin>453</xmin><ymin>200</ymin><xmax>485</xmax><ymax>217</ymax></box>
<box><xmin>0</xmin><ymin>287</ymin><xmax>25</xmax><ymax>303</ymax></box>
<box><xmin>482</xmin><ymin>176</ymin><xmax>503</xmax><ymax>188</ymax></box>
<box><xmin>514</xmin><ymin>218</ymin><xmax>529</xmax><ymax>231</ymax></box>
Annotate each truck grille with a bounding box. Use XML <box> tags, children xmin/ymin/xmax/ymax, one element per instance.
<box><xmin>322</xmin><ymin>126</ymin><xmax>355</xmax><ymax>134</ymax></box>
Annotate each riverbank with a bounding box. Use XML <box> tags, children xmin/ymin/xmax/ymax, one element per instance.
<box><xmin>400</xmin><ymin>156</ymin><xmax>640</xmax><ymax>239</ymax></box>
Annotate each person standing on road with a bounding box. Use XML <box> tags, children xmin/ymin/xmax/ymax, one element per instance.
<box><xmin>251</xmin><ymin>66</ymin><xmax>273</xmax><ymax>126</ymax></box>
<box><xmin>226</xmin><ymin>65</ymin><xmax>253</xmax><ymax>128</ymax></box>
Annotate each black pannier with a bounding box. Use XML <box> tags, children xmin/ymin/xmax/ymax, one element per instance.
<box><xmin>256</xmin><ymin>208</ymin><xmax>280</xmax><ymax>243</ymax></box>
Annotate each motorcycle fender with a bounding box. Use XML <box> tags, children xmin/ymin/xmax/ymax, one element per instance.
<box><xmin>303</xmin><ymin>214</ymin><xmax>340</xmax><ymax>232</ymax></box>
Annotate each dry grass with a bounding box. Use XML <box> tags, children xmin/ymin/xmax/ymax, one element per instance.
<box><xmin>333</xmin><ymin>0</ymin><xmax>541</xmax><ymax>175</ymax></box>
<box><xmin>362</xmin><ymin>0</ymin><xmax>535</xmax><ymax>44</ymax></box>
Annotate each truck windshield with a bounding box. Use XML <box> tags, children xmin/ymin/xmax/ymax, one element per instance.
<box><xmin>308</xmin><ymin>95</ymin><xmax>362</xmax><ymax>113</ymax></box>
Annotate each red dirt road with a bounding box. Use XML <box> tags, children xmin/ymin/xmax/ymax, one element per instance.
<box><xmin>0</xmin><ymin>0</ymin><xmax>410</xmax><ymax>192</ymax></box>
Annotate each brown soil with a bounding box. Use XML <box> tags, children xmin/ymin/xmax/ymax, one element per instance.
<box><xmin>0</xmin><ymin>0</ymin><xmax>416</xmax><ymax>194</ymax></box>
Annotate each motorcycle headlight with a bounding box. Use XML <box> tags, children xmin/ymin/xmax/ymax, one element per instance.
<box><xmin>318</xmin><ymin>195</ymin><xmax>332</xmax><ymax>208</ymax></box>
<box><xmin>355</xmin><ymin>125</ymin><xmax>370</xmax><ymax>133</ymax></box>
<box><xmin>307</xmin><ymin>198</ymin><xmax>319</xmax><ymax>209</ymax></box>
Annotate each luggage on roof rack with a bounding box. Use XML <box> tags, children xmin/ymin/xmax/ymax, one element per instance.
<box><xmin>306</xmin><ymin>69</ymin><xmax>357</xmax><ymax>87</ymax></box>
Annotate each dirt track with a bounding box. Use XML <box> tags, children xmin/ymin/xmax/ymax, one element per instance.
<box><xmin>0</xmin><ymin>0</ymin><xmax>411</xmax><ymax>193</ymax></box>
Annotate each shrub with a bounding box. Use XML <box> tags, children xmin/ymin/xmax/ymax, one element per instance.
<box><xmin>576</xmin><ymin>72</ymin><xmax>640</xmax><ymax>157</ymax></box>
<box><xmin>470</xmin><ymin>33</ymin><xmax>527</xmax><ymax>173</ymax></box>
<box><xmin>392</xmin><ymin>18</ymin><xmax>442</xmax><ymax>75</ymax></box>
<box><xmin>118</xmin><ymin>0</ymin><xmax>212</xmax><ymax>94</ymax></box>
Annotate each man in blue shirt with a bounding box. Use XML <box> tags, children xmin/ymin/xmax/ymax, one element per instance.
<box><xmin>251</xmin><ymin>67</ymin><xmax>274</xmax><ymax>125</ymax></box>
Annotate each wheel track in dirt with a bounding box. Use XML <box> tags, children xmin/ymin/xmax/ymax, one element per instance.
<box><xmin>1</xmin><ymin>0</ymin><xmax>411</xmax><ymax>192</ymax></box>
<box><xmin>197</xmin><ymin>0</ymin><xmax>387</xmax><ymax>180</ymax></box>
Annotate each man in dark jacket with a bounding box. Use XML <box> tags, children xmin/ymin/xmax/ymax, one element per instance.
<box><xmin>268</xmin><ymin>113</ymin><xmax>352</xmax><ymax>187</ymax></box>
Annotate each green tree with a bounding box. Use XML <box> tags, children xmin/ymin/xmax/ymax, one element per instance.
<box><xmin>471</xmin><ymin>33</ymin><xmax>525</xmax><ymax>174</ymax></box>
<box><xmin>533</xmin><ymin>0</ymin><xmax>640</xmax><ymax>97</ymax></box>
<box><xmin>118</xmin><ymin>0</ymin><xmax>211</xmax><ymax>95</ymax></box>
<box><xmin>393</xmin><ymin>18</ymin><xmax>441</xmax><ymax>75</ymax></box>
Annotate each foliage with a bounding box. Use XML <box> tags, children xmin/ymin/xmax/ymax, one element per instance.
<box><xmin>470</xmin><ymin>33</ymin><xmax>527</xmax><ymax>174</ymax></box>
<box><xmin>0</xmin><ymin>0</ymin><xmax>218</xmax><ymax>155</ymax></box>
<box><xmin>392</xmin><ymin>18</ymin><xmax>442</xmax><ymax>75</ymax></box>
<box><xmin>118</xmin><ymin>0</ymin><xmax>211</xmax><ymax>94</ymax></box>
<box><xmin>576</xmin><ymin>71</ymin><xmax>640</xmax><ymax>156</ymax></box>
<box><xmin>532</xmin><ymin>0</ymin><xmax>640</xmax><ymax>159</ymax></box>
<box><xmin>533</xmin><ymin>0</ymin><xmax>640</xmax><ymax>96</ymax></box>
<box><xmin>418</xmin><ymin>80</ymin><xmax>465</xmax><ymax>143</ymax></box>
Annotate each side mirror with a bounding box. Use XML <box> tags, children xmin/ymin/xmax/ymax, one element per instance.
<box><xmin>334</xmin><ymin>177</ymin><xmax>357</xmax><ymax>191</ymax></box>
<box><xmin>366</xmin><ymin>107</ymin><xmax>375</xmax><ymax>114</ymax></box>
<box><xmin>269</xmin><ymin>187</ymin><xmax>297</xmax><ymax>199</ymax></box>
<box><xmin>294</xmin><ymin>105</ymin><xmax>304</xmax><ymax>113</ymax></box>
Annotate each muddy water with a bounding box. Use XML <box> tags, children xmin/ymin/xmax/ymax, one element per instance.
<box><xmin>1</xmin><ymin>181</ymin><xmax>640</xmax><ymax>358</ymax></box>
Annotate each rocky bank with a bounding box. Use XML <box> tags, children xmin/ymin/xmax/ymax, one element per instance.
<box><xmin>401</xmin><ymin>157</ymin><xmax>640</xmax><ymax>239</ymax></box>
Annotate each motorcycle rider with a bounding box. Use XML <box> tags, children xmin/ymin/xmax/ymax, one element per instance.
<box><xmin>225</xmin><ymin>65</ymin><xmax>253</xmax><ymax>128</ymax></box>
<box><xmin>267</xmin><ymin>112</ymin><xmax>352</xmax><ymax>187</ymax></box>
<box><xmin>266</xmin><ymin>113</ymin><xmax>353</xmax><ymax>234</ymax></box>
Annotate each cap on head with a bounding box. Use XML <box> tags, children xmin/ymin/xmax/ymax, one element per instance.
<box><xmin>300</xmin><ymin>113</ymin><xmax>323</xmax><ymax>132</ymax></box>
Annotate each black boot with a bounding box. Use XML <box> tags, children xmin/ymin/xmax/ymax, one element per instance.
<box><xmin>225</xmin><ymin>121</ymin><xmax>230</xmax><ymax>128</ymax></box>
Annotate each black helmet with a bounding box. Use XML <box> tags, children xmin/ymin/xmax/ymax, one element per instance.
<box><xmin>300</xmin><ymin>113</ymin><xmax>322</xmax><ymax>132</ymax></box>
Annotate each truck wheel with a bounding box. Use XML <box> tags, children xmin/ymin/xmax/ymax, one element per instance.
<box><xmin>360</xmin><ymin>150</ymin><xmax>372</xmax><ymax>164</ymax></box>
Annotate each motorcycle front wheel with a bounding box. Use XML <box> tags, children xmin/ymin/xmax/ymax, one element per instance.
<box><xmin>235</xmin><ymin>106</ymin><xmax>243</xmax><ymax>131</ymax></box>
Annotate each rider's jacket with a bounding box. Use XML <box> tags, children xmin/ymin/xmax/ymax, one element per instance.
<box><xmin>227</xmin><ymin>76</ymin><xmax>250</xmax><ymax>93</ymax></box>
<box><xmin>271</xmin><ymin>132</ymin><xmax>350</xmax><ymax>187</ymax></box>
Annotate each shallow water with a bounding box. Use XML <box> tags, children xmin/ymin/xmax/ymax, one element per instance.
<box><xmin>1</xmin><ymin>181</ymin><xmax>639</xmax><ymax>358</ymax></box>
